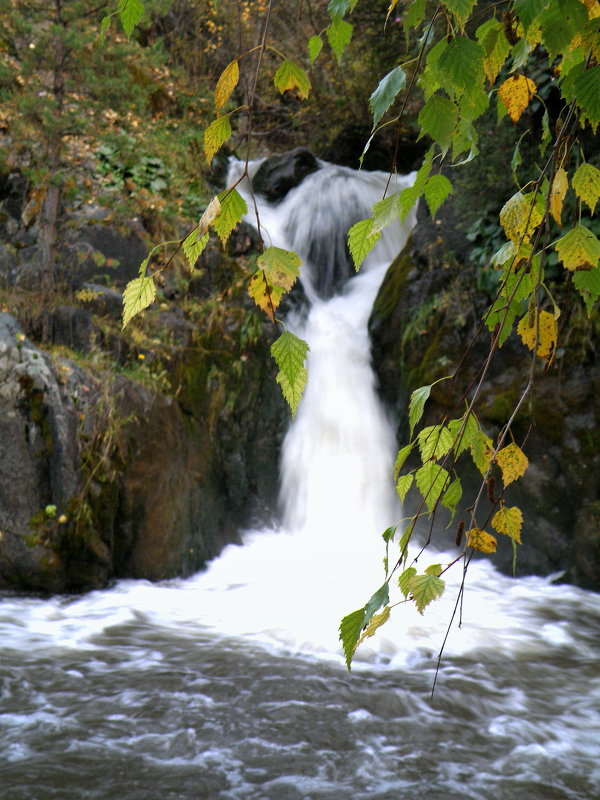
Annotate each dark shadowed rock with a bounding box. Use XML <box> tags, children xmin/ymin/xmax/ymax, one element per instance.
<box><xmin>252</xmin><ymin>148</ymin><xmax>319</xmax><ymax>201</ymax></box>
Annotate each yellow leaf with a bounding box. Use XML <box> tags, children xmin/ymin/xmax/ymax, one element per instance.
<box><xmin>581</xmin><ymin>0</ymin><xmax>600</xmax><ymax>16</ymax></box>
<box><xmin>555</xmin><ymin>224</ymin><xmax>600</xmax><ymax>271</ymax></box>
<box><xmin>466</xmin><ymin>528</ymin><xmax>497</xmax><ymax>553</ymax></box>
<box><xmin>550</xmin><ymin>167</ymin><xmax>569</xmax><ymax>225</ymax></box>
<box><xmin>499</xmin><ymin>191</ymin><xmax>543</xmax><ymax>243</ymax></box>
<box><xmin>248</xmin><ymin>270</ymin><xmax>285</xmax><ymax>321</ymax></box>
<box><xmin>214</xmin><ymin>59</ymin><xmax>239</xmax><ymax>113</ymax></box>
<box><xmin>122</xmin><ymin>276</ymin><xmax>156</xmax><ymax>330</ymax></box>
<box><xmin>498</xmin><ymin>74</ymin><xmax>537</xmax><ymax>122</ymax></box>
<box><xmin>357</xmin><ymin>606</ymin><xmax>391</xmax><ymax>646</ymax></box>
<box><xmin>495</xmin><ymin>443</ymin><xmax>528</xmax><ymax>487</ymax></box>
<box><xmin>203</xmin><ymin>115</ymin><xmax>232</xmax><ymax>165</ymax></box>
<box><xmin>572</xmin><ymin>162</ymin><xmax>600</xmax><ymax>213</ymax></box>
<box><xmin>517</xmin><ymin>309</ymin><xmax>558</xmax><ymax>360</ymax></box>
<box><xmin>491</xmin><ymin>505</ymin><xmax>523</xmax><ymax>543</ymax></box>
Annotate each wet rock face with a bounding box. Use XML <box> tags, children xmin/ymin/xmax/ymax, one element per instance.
<box><xmin>252</xmin><ymin>148</ymin><xmax>319</xmax><ymax>202</ymax></box>
<box><xmin>369</xmin><ymin>229</ymin><xmax>600</xmax><ymax>592</ymax></box>
<box><xmin>0</xmin><ymin>303</ymin><xmax>284</xmax><ymax>592</ymax></box>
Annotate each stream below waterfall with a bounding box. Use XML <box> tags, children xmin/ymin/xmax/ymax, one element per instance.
<box><xmin>2</xmin><ymin>160</ymin><xmax>599</xmax><ymax>799</ymax></box>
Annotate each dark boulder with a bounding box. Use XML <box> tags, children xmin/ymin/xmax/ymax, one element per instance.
<box><xmin>252</xmin><ymin>148</ymin><xmax>319</xmax><ymax>202</ymax></box>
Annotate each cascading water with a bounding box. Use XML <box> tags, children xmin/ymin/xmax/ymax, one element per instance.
<box><xmin>1</xmin><ymin>160</ymin><xmax>599</xmax><ymax>800</ymax></box>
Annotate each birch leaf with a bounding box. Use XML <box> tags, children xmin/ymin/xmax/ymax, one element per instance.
<box><xmin>122</xmin><ymin>276</ymin><xmax>156</xmax><ymax>329</ymax></box>
<box><xmin>466</xmin><ymin>528</ymin><xmax>497</xmax><ymax>553</ymax></box>
<box><xmin>407</xmin><ymin>572</ymin><xmax>445</xmax><ymax>614</ymax></box>
<box><xmin>550</xmin><ymin>167</ymin><xmax>569</xmax><ymax>225</ymax></box>
<box><xmin>555</xmin><ymin>224</ymin><xmax>600</xmax><ymax>271</ymax></box>
<box><xmin>203</xmin><ymin>115</ymin><xmax>232</xmax><ymax>165</ymax></box>
<box><xmin>517</xmin><ymin>309</ymin><xmax>558</xmax><ymax>360</ymax></box>
<box><xmin>270</xmin><ymin>330</ymin><xmax>309</xmax><ymax>418</ymax></box>
<box><xmin>491</xmin><ymin>505</ymin><xmax>523</xmax><ymax>543</ymax></box>
<box><xmin>215</xmin><ymin>60</ymin><xmax>239</xmax><ymax>113</ymax></box>
<box><xmin>571</xmin><ymin>163</ymin><xmax>600</xmax><ymax>212</ymax></box>
<box><xmin>496</xmin><ymin>443</ymin><xmax>529</xmax><ymax>486</ymax></box>
<box><xmin>273</xmin><ymin>60</ymin><xmax>311</xmax><ymax>99</ymax></box>
<box><xmin>498</xmin><ymin>74</ymin><xmax>537</xmax><ymax>122</ymax></box>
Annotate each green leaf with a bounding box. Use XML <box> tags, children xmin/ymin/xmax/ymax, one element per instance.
<box><xmin>420</xmin><ymin>38</ymin><xmax>449</xmax><ymax>100</ymax></box>
<box><xmin>459</xmin><ymin>88</ymin><xmax>490</xmax><ymax>123</ymax></box>
<box><xmin>271</xmin><ymin>330</ymin><xmax>309</xmax><ymax>418</ymax></box>
<box><xmin>339</xmin><ymin>582</ymin><xmax>390</xmax><ymax>670</ymax></box>
<box><xmin>398</xmin><ymin>522</ymin><xmax>414</xmax><ymax>564</ymax></box>
<box><xmin>441</xmin><ymin>477</ymin><xmax>462</xmax><ymax>519</ymax></box>
<box><xmin>369</xmin><ymin>66</ymin><xmax>406</xmax><ymax>130</ymax></box>
<box><xmin>398</xmin><ymin>185</ymin><xmax>422</xmax><ymax>221</ymax></box>
<box><xmin>398</xmin><ymin>566</ymin><xmax>417</xmax><ymax>598</ymax></box>
<box><xmin>396</xmin><ymin>473</ymin><xmax>414</xmax><ymax>502</ymax></box>
<box><xmin>203</xmin><ymin>115</ymin><xmax>232</xmax><ymax>165</ymax></box>
<box><xmin>327</xmin><ymin>0</ymin><xmax>357</xmax><ymax>17</ymax></box>
<box><xmin>407</xmin><ymin>571</ymin><xmax>445</xmax><ymax>614</ymax></box>
<box><xmin>396</xmin><ymin>153</ymin><xmax>433</xmax><ymax>219</ymax></box>
<box><xmin>448</xmin><ymin>412</ymin><xmax>480</xmax><ymax>457</ymax></box>
<box><xmin>273</xmin><ymin>60</ymin><xmax>311</xmax><ymax>99</ymax></box>
<box><xmin>438</xmin><ymin>36</ymin><xmax>485</xmax><ymax>93</ymax></box>
<box><xmin>327</xmin><ymin>16</ymin><xmax>353</xmax><ymax>62</ymax></box>
<box><xmin>182</xmin><ymin>230</ymin><xmax>209</xmax><ymax>271</ymax></box>
<box><xmin>417</xmin><ymin>424</ymin><xmax>454</xmax><ymax>462</ymax></box>
<box><xmin>485</xmin><ymin>293</ymin><xmax>522</xmax><ymax>346</ymax></box>
<box><xmin>418</xmin><ymin>94</ymin><xmax>459</xmax><ymax>153</ymax></box>
<box><xmin>122</xmin><ymin>276</ymin><xmax>156</xmax><ymax>329</ymax></box>
<box><xmin>348</xmin><ymin>218</ymin><xmax>381</xmax><ymax>270</ymax></box>
<box><xmin>118</xmin><ymin>0</ymin><xmax>144</xmax><ymax>38</ymax></box>
<box><xmin>339</xmin><ymin>609</ymin><xmax>364</xmax><ymax>670</ymax></box>
<box><xmin>308</xmin><ymin>35</ymin><xmax>323</xmax><ymax>63</ymax></box>
<box><xmin>510</xmin><ymin>37</ymin><xmax>532</xmax><ymax>71</ymax></box>
<box><xmin>540</xmin><ymin>0</ymin><xmax>589</xmax><ymax>60</ymax></box>
<box><xmin>212</xmin><ymin>188</ymin><xmax>247</xmax><ymax>245</ymax></box>
<box><xmin>476</xmin><ymin>18</ymin><xmax>510</xmax><ymax>84</ymax></box>
<box><xmin>572</xmin><ymin>162</ymin><xmax>600</xmax><ymax>212</ymax></box>
<box><xmin>415</xmin><ymin>463</ymin><xmax>450</xmax><ymax>513</ymax></box>
<box><xmin>100</xmin><ymin>15</ymin><xmax>112</xmax><ymax>37</ymax></box>
<box><xmin>514</xmin><ymin>0</ymin><xmax>547</xmax><ymax>33</ymax></box>
<box><xmin>382</xmin><ymin>525</ymin><xmax>397</xmax><ymax>543</ymax></box>
<box><xmin>511</xmin><ymin>139</ymin><xmax>523</xmax><ymax>186</ymax></box>
<box><xmin>555</xmin><ymin>224</ymin><xmax>600</xmax><ymax>271</ymax></box>
<box><xmin>372</xmin><ymin>193</ymin><xmax>400</xmax><ymax>232</ymax></box>
<box><xmin>408</xmin><ymin>384</ymin><xmax>432</xmax><ymax>438</ymax></box>
<box><xmin>573</xmin><ymin>267</ymin><xmax>600</xmax><ymax>314</ymax></box>
<box><xmin>424</xmin><ymin>174</ymin><xmax>453</xmax><ymax>218</ymax></box>
<box><xmin>394</xmin><ymin>443</ymin><xmax>414</xmax><ymax>480</ymax></box>
<box><xmin>442</xmin><ymin>0</ymin><xmax>477</xmax><ymax>28</ymax></box>
<box><xmin>258</xmin><ymin>246</ymin><xmax>301</xmax><ymax>291</ymax></box>
<box><xmin>362</xmin><ymin>583</ymin><xmax>390</xmax><ymax>623</ymax></box>
<box><xmin>404</xmin><ymin>0</ymin><xmax>427</xmax><ymax>30</ymax></box>
<box><xmin>470</xmin><ymin>429</ymin><xmax>493</xmax><ymax>475</ymax></box>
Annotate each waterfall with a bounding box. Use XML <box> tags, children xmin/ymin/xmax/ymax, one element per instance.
<box><xmin>227</xmin><ymin>159</ymin><xmax>418</xmax><ymax>544</ymax></box>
